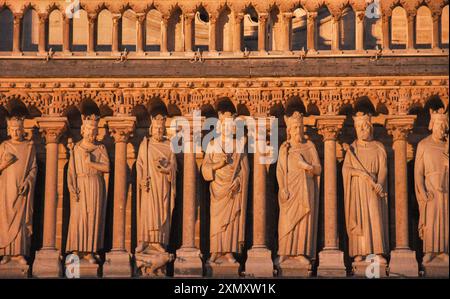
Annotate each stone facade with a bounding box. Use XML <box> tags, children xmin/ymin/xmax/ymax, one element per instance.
<box><xmin>0</xmin><ymin>0</ymin><xmax>449</xmax><ymax>278</ymax></box>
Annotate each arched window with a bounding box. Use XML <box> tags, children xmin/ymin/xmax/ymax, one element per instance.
<box><xmin>391</xmin><ymin>6</ymin><xmax>407</xmax><ymax>49</ymax></box>
<box><xmin>316</xmin><ymin>6</ymin><xmax>332</xmax><ymax>50</ymax></box>
<box><xmin>216</xmin><ymin>7</ymin><xmax>232</xmax><ymax>51</ymax></box>
<box><xmin>292</xmin><ymin>8</ymin><xmax>307</xmax><ymax>51</ymax></box>
<box><xmin>243</xmin><ymin>6</ymin><xmax>258</xmax><ymax>51</ymax></box>
<box><xmin>96</xmin><ymin>9</ymin><xmax>112</xmax><ymax>51</ymax></box>
<box><xmin>167</xmin><ymin>8</ymin><xmax>183</xmax><ymax>52</ymax></box>
<box><xmin>121</xmin><ymin>9</ymin><xmax>136</xmax><ymax>51</ymax></box>
<box><xmin>364</xmin><ymin>10</ymin><xmax>382</xmax><ymax>49</ymax></box>
<box><xmin>340</xmin><ymin>6</ymin><xmax>355</xmax><ymax>50</ymax></box>
<box><xmin>441</xmin><ymin>5</ymin><xmax>449</xmax><ymax>48</ymax></box>
<box><xmin>48</xmin><ymin>9</ymin><xmax>63</xmax><ymax>51</ymax></box>
<box><xmin>22</xmin><ymin>8</ymin><xmax>39</xmax><ymax>52</ymax></box>
<box><xmin>267</xmin><ymin>6</ymin><xmax>282</xmax><ymax>51</ymax></box>
<box><xmin>194</xmin><ymin>7</ymin><xmax>209</xmax><ymax>51</ymax></box>
<box><xmin>415</xmin><ymin>6</ymin><xmax>432</xmax><ymax>48</ymax></box>
<box><xmin>71</xmin><ymin>9</ymin><xmax>88</xmax><ymax>51</ymax></box>
<box><xmin>0</xmin><ymin>8</ymin><xmax>13</xmax><ymax>51</ymax></box>
<box><xmin>145</xmin><ymin>9</ymin><xmax>161</xmax><ymax>51</ymax></box>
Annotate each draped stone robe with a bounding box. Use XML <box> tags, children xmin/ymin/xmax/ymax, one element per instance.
<box><xmin>414</xmin><ymin>136</ymin><xmax>449</xmax><ymax>254</ymax></box>
<box><xmin>201</xmin><ymin>140</ymin><xmax>249</xmax><ymax>254</ymax></box>
<box><xmin>66</xmin><ymin>142</ymin><xmax>109</xmax><ymax>253</ymax></box>
<box><xmin>136</xmin><ymin>137</ymin><xmax>177</xmax><ymax>247</ymax></box>
<box><xmin>342</xmin><ymin>140</ymin><xmax>389</xmax><ymax>257</ymax></box>
<box><xmin>0</xmin><ymin>140</ymin><xmax>37</xmax><ymax>257</ymax></box>
<box><xmin>276</xmin><ymin>141</ymin><xmax>321</xmax><ymax>258</ymax></box>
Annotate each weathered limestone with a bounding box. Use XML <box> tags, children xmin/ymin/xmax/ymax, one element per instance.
<box><xmin>317</xmin><ymin>116</ymin><xmax>347</xmax><ymax>277</ymax></box>
<box><xmin>103</xmin><ymin>116</ymin><xmax>135</xmax><ymax>278</ymax></box>
<box><xmin>386</xmin><ymin>116</ymin><xmax>419</xmax><ymax>277</ymax></box>
<box><xmin>32</xmin><ymin>117</ymin><xmax>68</xmax><ymax>278</ymax></box>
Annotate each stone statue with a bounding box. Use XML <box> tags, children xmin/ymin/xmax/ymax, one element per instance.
<box><xmin>0</xmin><ymin>116</ymin><xmax>37</xmax><ymax>265</ymax></box>
<box><xmin>136</xmin><ymin>109</ymin><xmax>177</xmax><ymax>255</ymax></box>
<box><xmin>201</xmin><ymin>100</ymin><xmax>249</xmax><ymax>265</ymax></box>
<box><xmin>414</xmin><ymin>108</ymin><xmax>449</xmax><ymax>265</ymax></box>
<box><xmin>275</xmin><ymin>111</ymin><xmax>321</xmax><ymax>268</ymax></box>
<box><xmin>66</xmin><ymin>114</ymin><xmax>110</xmax><ymax>264</ymax></box>
<box><xmin>342</xmin><ymin>112</ymin><xmax>389</xmax><ymax>264</ymax></box>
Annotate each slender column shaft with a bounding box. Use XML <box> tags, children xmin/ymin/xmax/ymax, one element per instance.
<box><xmin>185</xmin><ymin>13</ymin><xmax>195</xmax><ymax>52</ymax></box>
<box><xmin>382</xmin><ymin>15</ymin><xmax>390</xmax><ymax>50</ymax></box>
<box><xmin>112</xmin><ymin>15</ymin><xmax>120</xmax><ymax>53</ymax></box>
<box><xmin>258</xmin><ymin>14</ymin><xmax>268</xmax><ymax>52</ymax></box>
<box><xmin>12</xmin><ymin>14</ymin><xmax>22</xmax><ymax>53</ymax></box>
<box><xmin>356</xmin><ymin>11</ymin><xmax>364</xmax><ymax>50</ymax></box>
<box><xmin>182</xmin><ymin>150</ymin><xmax>197</xmax><ymax>248</ymax></box>
<box><xmin>332</xmin><ymin>17</ymin><xmax>340</xmax><ymax>51</ymax></box>
<box><xmin>38</xmin><ymin>14</ymin><xmax>47</xmax><ymax>54</ymax></box>
<box><xmin>233</xmin><ymin>13</ymin><xmax>243</xmax><ymax>52</ymax></box>
<box><xmin>324</xmin><ymin>138</ymin><xmax>338</xmax><ymax>248</ymax></box>
<box><xmin>209</xmin><ymin>15</ymin><xmax>217</xmax><ymax>52</ymax></box>
<box><xmin>253</xmin><ymin>144</ymin><xmax>267</xmax><ymax>247</ymax></box>
<box><xmin>88</xmin><ymin>14</ymin><xmax>96</xmax><ymax>53</ymax></box>
<box><xmin>42</xmin><ymin>142</ymin><xmax>59</xmax><ymax>249</ymax></box>
<box><xmin>112</xmin><ymin>141</ymin><xmax>127</xmax><ymax>251</ymax></box>
<box><xmin>161</xmin><ymin>17</ymin><xmax>168</xmax><ymax>52</ymax></box>
<box><xmin>307</xmin><ymin>12</ymin><xmax>317</xmax><ymax>51</ymax></box>
<box><xmin>432</xmin><ymin>13</ymin><xmax>440</xmax><ymax>49</ymax></box>
<box><xmin>393</xmin><ymin>136</ymin><xmax>409</xmax><ymax>249</ymax></box>
<box><xmin>407</xmin><ymin>13</ymin><xmax>415</xmax><ymax>50</ymax></box>
<box><xmin>136</xmin><ymin>14</ymin><xmax>145</xmax><ymax>53</ymax></box>
<box><xmin>63</xmin><ymin>16</ymin><xmax>70</xmax><ymax>53</ymax></box>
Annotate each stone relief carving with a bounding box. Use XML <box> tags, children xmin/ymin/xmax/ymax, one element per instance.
<box><xmin>0</xmin><ymin>116</ymin><xmax>37</xmax><ymax>273</ymax></box>
<box><xmin>201</xmin><ymin>99</ymin><xmax>249</xmax><ymax>273</ymax></box>
<box><xmin>342</xmin><ymin>113</ymin><xmax>389</xmax><ymax>275</ymax></box>
<box><xmin>66</xmin><ymin>114</ymin><xmax>110</xmax><ymax>265</ymax></box>
<box><xmin>135</xmin><ymin>107</ymin><xmax>177</xmax><ymax>276</ymax></box>
<box><xmin>414</xmin><ymin>108</ymin><xmax>449</xmax><ymax>274</ymax></box>
<box><xmin>275</xmin><ymin>111</ymin><xmax>322</xmax><ymax>275</ymax></box>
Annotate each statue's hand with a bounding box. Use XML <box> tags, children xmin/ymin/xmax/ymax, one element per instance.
<box><xmin>280</xmin><ymin>189</ymin><xmax>290</xmax><ymax>203</ymax></box>
<box><xmin>140</xmin><ymin>178</ymin><xmax>151</xmax><ymax>192</ymax></box>
<box><xmin>426</xmin><ymin>191</ymin><xmax>434</xmax><ymax>201</ymax></box>
<box><xmin>18</xmin><ymin>182</ymin><xmax>29</xmax><ymax>196</ymax></box>
<box><xmin>374</xmin><ymin>183</ymin><xmax>384</xmax><ymax>197</ymax></box>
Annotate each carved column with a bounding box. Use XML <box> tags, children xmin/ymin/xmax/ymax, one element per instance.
<box><xmin>63</xmin><ymin>14</ymin><xmax>71</xmax><ymax>53</ymax></box>
<box><xmin>258</xmin><ymin>13</ymin><xmax>268</xmax><ymax>52</ymax></box>
<box><xmin>355</xmin><ymin>11</ymin><xmax>365</xmax><ymax>51</ymax></box>
<box><xmin>209</xmin><ymin>14</ymin><xmax>217</xmax><ymax>52</ymax></box>
<box><xmin>175</xmin><ymin>115</ymin><xmax>203</xmax><ymax>277</ymax></box>
<box><xmin>407</xmin><ymin>12</ymin><xmax>415</xmax><ymax>50</ymax></box>
<box><xmin>432</xmin><ymin>11</ymin><xmax>441</xmax><ymax>49</ymax></box>
<box><xmin>332</xmin><ymin>15</ymin><xmax>340</xmax><ymax>51</ymax></box>
<box><xmin>233</xmin><ymin>13</ymin><xmax>244</xmax><ymax>52</ymax></box>
<box><xmin>282</xmin><ymin>13</ymin><xmax>292</xmax><ymax>52</ymax></box>
<box><xmin>87</xmin><ymin>14</ymin><xmax>96</xmax><ymax>53</ymax></box>
<box><xmin>316</xmin><ymin>116</ymin><xmax>347</xmax><ymax>277</ymax></box>
<box><xmin>33</xmin><ymin>118</ymin><xmax>68</xmax><ymax>278</ymax></box>
<box><xmin>382</xmin><ymin>14</ymin><xmax>390</xmax><ymax>50</ymax></box>
<box><xmin>103</xmin><ymin>117</ymin><xmax>136</xmax><ymax>277</ymax></box>
<box><xmin>112</xmin><ymin>14</ymin><xmax>121</xmax><ymax>53</ymax></box>
<box><xmin>307</xmin><ymin>12</ymin><xmax>317</xmax><ymax>51</ymax></box>
<box><xmin>245</xmin><ymin>118</ymin><xmax>273</xmax><ymax>277</ymax></box>
<box><xmin>161</xmin><ymin>16</ymin><xmax>169</xmax><ymax>53</ymax></box>
<box><xmin>136</xmin><ymin>13</ymin><xmax>146</xmax><ymax>54</ymax></box>
<box><xmin>185</xmin><ymin>12</ymin><xmax>195</xmax><ymax>52</ymax></box>
<box><xmin>386</xmin><ymin>116</ymin><xmax>419</xmax><ymax>277</ymax></box>
<box><xmin>12</xmin><ymin>13</ymin><xmax>22</xmax><ymax>54</ymax></box>
<box><xmin>38</xmin><ymin>13</ymin><xmax>48</xmax><ymax>54</ymax></box>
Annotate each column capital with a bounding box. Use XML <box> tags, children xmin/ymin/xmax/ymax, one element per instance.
<box><xmin>235</xmin><ymin>13</ymin><xmax>245</xmax><ymax>23</ymax></box>
<box><xmin>307</xmin><ymin>11</ymin><xmax>318</xmax><ymax>20</ymax></box>
<box><xmin>88</xmin><ymin>13</ymin><xmax>97</xmax><ymax>23</ymax></box>
<box><xmin>136</xmin><ymin>13</ymin><xmax>146</xmax><ymax>24</ymax></box>
<box><xmin>13</xmin><ymin>13</ymin><xmax>23</xmax><ymax>23</ymax></box>
<box><xmin>35</xmin><ymin>117</ymin><xmax>68</xmax><ymax>144</ymax></box>
<box><xmin>385</xmin><ymin>115</ymin><xmax>416</xmax><ymax>142</ymax></box>
<box><xmin>105</xmin><ymin>116</ymin><xmax>136</xmax><ymax>143</ymax></box>
<box><xmin>258</xmin><ymin>13</ymin><xmax>269</xmax><ymax>22</ymax></box>
<box><xmin>38</xmin><ymin>13</ymin><xmax>49</xmax><ymax>23</ymax></box>
<box><xmin>316</xmin><ymin>116</ymin><xmax>346</xmax><ymax>141</ymax></box>
<box><xmin>356</xmin><ymin>10</ymin><xmax>365</xmax><ymax>21</ymax></box>
<box><xmin>112</xmin><ymin>13</ymin><xmax>122</xmax><ymax>23</ymax></box>
<box><xmin>282</xmin><ymin>12</ymin><xmax>293</xmax><ymax>20</ymax></box>
<box><xmin>185</xmin><ymin>12</ymin><xmax>196</xmax><ymax>21</ymax></box>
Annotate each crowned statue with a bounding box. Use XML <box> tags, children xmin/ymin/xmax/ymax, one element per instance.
<box><xmin>0</xmin><ymin>116</ymin><xmax>37</xmax><ymax>266</ymax></box>
<box><xmin>66</xmin><ymin>114</ymin><xmax>110</xmax><ymax>264</ymax></box>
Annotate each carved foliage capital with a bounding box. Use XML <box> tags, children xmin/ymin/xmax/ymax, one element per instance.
<box><xmin>36</xmin><ymin>118</ymin><xmax>68</xmax><ymax>144</ymax></box>
<box><xmin>106</xmin><ymin>117</ymin><xmax>136</xmax><ymax>143</ymax></box>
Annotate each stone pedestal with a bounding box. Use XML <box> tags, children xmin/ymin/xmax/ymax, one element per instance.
<box><xmin>174</xmin><ymin>248</ymin><xmax>203</xmax><ymax>277</ymax></box>
<box><xmin>277</xmin><ymin>258</ymin><xmax>313</xmax><ymax>277</ymax></box>
<box><xmin>317</xmin><ymin>249</ymin><xmax>347</xmax><ymax>277</ymax></box>
<box><xmin>64</xmin><ymin>259</ymin><xmax>100</xmax><ymax>278</ymax></box>
<box><xmin>134</xmin><ymin>252</ymin><xmax>174</xmax><ymax>277</ymax></box>
<box><xmin>103</xmin><ymin>251</ymin><xmax>132</xmax><ymax>278</ymax></box>
<box><xmin>245</xmin><ymin>248</ymin><xmax>274</xmax><ymax>278</ymax></box>
<box><xmin>32</xmin><ymin>249</ymin><xmax>62</xmax><ymax>278</ymax></box>
<box><xmin>206</xmin><ymin>258</ymin><xmax>240</xmax><ymax>277</ymax></box>
<box><xmin>352</xmin><ymin>260</ymin><xmax>388</xmax><ymax>278</ymax></box>
<box><xmin>423</xmin><ymin>256</ymin><xmax>449</xmax><ymax>278</ymax></box>
<box><xmin>0</xmin><ymin>260</ymin><xmax>30</xmax><ymax>278</ymax></box>
<box><xmin>388</xmin><ymin>249</ymin><xmax>419</xmax><ymax>277</ymax></box>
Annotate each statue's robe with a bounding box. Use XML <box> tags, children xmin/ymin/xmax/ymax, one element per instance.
<box><xmin>0</xmin><ymin>140</ymin><xmax>37</xmax><ymax>256</ymax></box>
<box><xmin>201</xmin><ymin>140</ymin><xmax>249</xmax><ymax>254</ymax></box>
<box><xmin>414</xmin><ymin>136</ymin><xmax>449</xmax><ymax>254</ymax></box>
<box><xmin>276</xmin><ymin>141</ymin><xmax>321</xmax><ymax>258</ymax></box>
<box><xmin>66</xmin><ymin>142</ymin><xmax>109</xmax><ymax>253</ymax></box>
<box><xmin>342</xmin><ymin>140</ymin><xmax>389</xmax><ymax>257</ymax></box>
<box><xmin>136</xmin><ymin>137</ymin><xmax>177</xmax><ymax>247</ymax></box>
